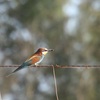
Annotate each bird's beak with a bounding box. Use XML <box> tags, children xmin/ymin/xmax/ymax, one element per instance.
<box><xmin>48</xmin><ymin>49</ymin><xmax>54</xmax><ymax>52</ymax></box>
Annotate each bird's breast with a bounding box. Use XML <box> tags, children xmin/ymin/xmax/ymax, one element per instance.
<box><xmin>34</xmin><ymin>55</ymin><xmax>44</xmax><ymax>65</ymax></box>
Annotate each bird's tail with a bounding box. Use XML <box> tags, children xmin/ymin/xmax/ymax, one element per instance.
<box><xmin>6</xmin><ymin>63</ymin><xmax>28</xmax><ymax>77</ymax></box>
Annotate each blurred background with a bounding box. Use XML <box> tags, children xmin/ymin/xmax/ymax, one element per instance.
<box><xmin>0</xmin><ymin>0</ymin><xmax>100</xmax><ymax>100</ymax></box>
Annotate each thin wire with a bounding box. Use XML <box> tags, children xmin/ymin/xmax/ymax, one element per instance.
<box><xmin>0</xmin><ymin>92</ymin><xmax>2</xmax><ymax>100</ymax></box>
<box><xmin>52</xmin><ymin>65</ymin><xmax>59</xmax><ymax>100</ymax></box>
<box><xmin>0</xmin><ymin>65</ymin><xmax>100</xmax><ymax>68</ymax></box>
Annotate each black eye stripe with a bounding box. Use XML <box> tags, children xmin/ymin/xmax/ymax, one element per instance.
<box><xmin>44</xmin><ymin>50</ymin><xmax>47</xmax><ymax>51</ymax></box>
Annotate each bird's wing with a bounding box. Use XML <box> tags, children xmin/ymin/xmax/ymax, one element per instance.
<box><xmin>25</xmin><ymin>54</ymin><xmax>42</xmax><ymax>65</ymax></box>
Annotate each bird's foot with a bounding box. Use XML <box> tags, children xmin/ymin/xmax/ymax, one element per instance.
<box><xmin>56</xmin><ymin>64</ymin><xmax>60</xmax><ymax>68</ymax></box>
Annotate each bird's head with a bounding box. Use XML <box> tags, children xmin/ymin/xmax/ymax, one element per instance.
<box><xmin>37</xmin><ymin>48</ymin><xmax>54</xmax><ymax>55</ymax></box>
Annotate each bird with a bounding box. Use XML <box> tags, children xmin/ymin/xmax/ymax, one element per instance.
<box><xmin>6</xmin><ymin>48</ymin><xmax>54</xmax><ymax>77</ymax></box>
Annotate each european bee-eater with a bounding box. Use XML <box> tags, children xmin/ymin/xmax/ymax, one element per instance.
<box><xmin>7</xmin><ymin>48</ymin><xmax>53</xmax><ymax>77</ymax></box>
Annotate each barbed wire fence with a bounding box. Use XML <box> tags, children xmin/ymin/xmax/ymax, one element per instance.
<box><xmin>0</xmin><ymin>65</ymin><xmax>100</xmax><ymax>68</ymax></box>
<box><xmin>0</xmin><ymin>65</ymin><xmax>100</xmax><ymax>100</ymax></box>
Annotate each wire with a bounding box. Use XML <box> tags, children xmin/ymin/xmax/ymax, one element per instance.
<box><xmin>52</xmin><ymin>65</ymin><xmax>59</xmax><ymax>100</ymax></box>
<box><xmin>0</xmin><ymin>92</ymin><xmax>2</xmax><ymax>100</ymax></box>
<box><xmin>0</xmin><ymin>65</ymin><xmax>100</xmax><ymax>68</ymax></box>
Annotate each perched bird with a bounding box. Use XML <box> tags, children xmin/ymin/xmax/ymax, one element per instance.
<box><xmin>7</xmin><ymin>48</ymin><xmax>53</xmax><ymax>77</ymax></box>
